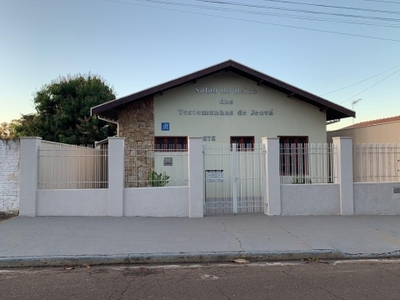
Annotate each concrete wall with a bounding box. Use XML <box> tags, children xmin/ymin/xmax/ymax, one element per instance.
<box><xmin>20</xmin><ymin>137</ymin><xmax>204</xmax><ymax>218</ymax></box>
<box><xmin>154</xmin><ymin>72</ymin><xmax>327</xmax><ymax>144</ymax></box>
<box><xmin>18</xmin><ymin>136</ymin><xmax>400</xmax><ymax>217</ymax></box>
<box><xmin>354</xmin><ymin>182</ymin><xmax>400</xmax><ymax>215</ymax></box>
<box><xmin>0</xmin><ymin>139</ymin><xmax>20</xmax><ymax>215</ymax></box>
<box><xmin>327</xmin><ymin>121</ymin><xmax>400</xmax><ymax>144</ymax></box>
<box><xmin>124</xmin><ymin>187</ymin><xmax>189</xmax><ymax>217</ymax></box>
<box><xmin>281</xmin><ymin>184</ymin><xmax>340</xmax><ymax>215</ymax></box>
<box><xmin>36</xmin><ymin>189</ymin><xmax>108</xmax><ymax>216</ymax></box>
<box><xmin>36</xmin><ymin>185</ymin><xmax>190</xmax><ymax>217</ymax></box>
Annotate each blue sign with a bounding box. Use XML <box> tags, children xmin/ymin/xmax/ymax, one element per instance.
<box><xmin>161</xmin><ymin>122</ymin><xmax>170</xmax><ymax>131</ymax></box>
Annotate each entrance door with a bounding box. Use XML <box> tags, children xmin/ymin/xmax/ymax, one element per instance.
<box><xmin>204</xmin><ymin>143</ymin><xmax>266</xmax><ymax>215</ymax></box>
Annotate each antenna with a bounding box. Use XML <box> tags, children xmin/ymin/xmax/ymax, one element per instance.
<box><xmin>351</xmin><ymin>99</ymin><xmax>362</xmax><ymax>124</ymax></box>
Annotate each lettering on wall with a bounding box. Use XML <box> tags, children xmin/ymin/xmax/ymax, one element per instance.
<box><xmin>195</xmin><ymin>87</ymin><xmax>257</xmax><ymax>95</ymax></box>
<box><xmin>174</xmin><ymin>86</ymin><xmax>274</xmax><ymax>117</ymax></box>
<box><xmin>177</xmin><ymin>109</ymin><xmax>274</xmax><ymax>117</ymax></box>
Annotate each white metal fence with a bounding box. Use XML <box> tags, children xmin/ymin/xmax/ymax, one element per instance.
<box><xmin>353</xmin><ymin>143</ymin><xmax>400</xmax><ymax>182</ymax></box>
<box><xmin>204</xmin><ymin>143</ymin><xmax>265</xmax><ymax>214</ymax></box>
<box><xmin>125</xmin><ymin>147</ymin><xmax>189</xmax><ymax>188</ymax></box>
<box><xmin>38</xmin><ymin>141</ymin><xmax>108</xmax><ymax>189</ymax></box>
<box><xmin>280</xmin><ymin>143</ymin><xmax>336</xmax><ymax>184</ymax></box>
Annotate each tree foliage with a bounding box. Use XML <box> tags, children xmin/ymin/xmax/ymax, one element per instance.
<box><xmin>0</xmin><ymin>121</ymin><xmax>17</xmax><ymax>139</ymax></box>
<box><xmin>13</xmin><ymin>74</ymin><xmax>116</xmax><ymax>145</ymax></box>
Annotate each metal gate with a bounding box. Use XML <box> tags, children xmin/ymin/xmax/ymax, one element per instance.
<box><xmin>204</xmin><ymin>143</ymin><xmax>266</xmax><ymax>215</ymax></box>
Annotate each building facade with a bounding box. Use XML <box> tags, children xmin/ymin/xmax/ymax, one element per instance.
<box><xmin>92</xmin><ymin>60</ymin><xmax>354</xmax><ymax>149</ymax></box>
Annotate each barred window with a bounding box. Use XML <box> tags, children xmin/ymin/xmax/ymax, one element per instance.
<box><xmin>230</xmin><ymin>136</ymin><xmax>254</xmax><ymax>151</ymax></box>
<box><xmin>155</xmin><ymin>137</ymin><xmax>187</xmax><ymax>151</ymax></box>
<box><xmin>279</xmin><ymin>136</ymin><xmax>309</xmax><ymax>176</ymax></box>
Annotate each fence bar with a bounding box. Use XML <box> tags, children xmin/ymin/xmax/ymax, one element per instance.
<box><xmin>125</xmin><ymin>146</ymin><xmax>189</xmax><ymax>188</ymax></box>
<box><xmin>353</xmin><ymin>143</ymin><xmax>400</xmax><ymax>182</ymax></box>
<box><xmin>232</xmin><ymin>143</ymin><xmax>238</xmax><ymax>214</ymax></box>
<box><xmin>38</xmin><ymin>141</ymin><xmax>108</xmax><ymax>189</ymax></box>
<box><xmin>279</xmin><ymin>142</ymin><xmax>336</xmax><ymax>184</ymax></box>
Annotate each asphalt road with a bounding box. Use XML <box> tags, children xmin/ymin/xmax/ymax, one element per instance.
<box><xmin>1</xmin><ymin>260</ymin><xmax>400</xmax><ymax>300</ymax></box>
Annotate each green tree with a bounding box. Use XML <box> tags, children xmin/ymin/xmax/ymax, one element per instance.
<box><xmin>13</xmin><ymin>74</ymin><xmax>116</xmax><ymax>145</ymax></box>
<box><xmin>0</xmin><ymin>119</ymin><xmax>20</xmax><ymax>139</ymax></box>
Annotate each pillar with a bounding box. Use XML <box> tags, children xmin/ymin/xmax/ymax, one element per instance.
<box><xmin>108</xmin><ymin>137</ymin><xmax>125</xmax><ymax>216</ymax></box>
<box><xmin>188</xmin><ymin>137</ymin><xmax>204</xmax><ymax>218</ymax></box>
<box><xmin>262</xmin><ymin>137</ymin><xmax>281</xmax><ymax>215</ymax></box>
<box><xmin>333</xmin><ymin>137</ymin><xmax>354</xmax><ymax>215</ymax></box>
<box><xmin>19</xmin><ymin>137</ymin><xmax>41</xmax><ymax>217</ymax></box>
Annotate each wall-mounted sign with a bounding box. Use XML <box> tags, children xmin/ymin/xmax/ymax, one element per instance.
<box><xmin>177</xmin><ymin>109</ymin><xmax>273</xmax><ymax>117</ymax></box>
<box><xmin>206</xmin><ymin>170</ymin><xmax>223</xmax><ymax>183</ymax></box>
<box><xmin>195</xmin><ymin>87</ymin><xmax>257</xmax><ymax>95</ymax></box>
<box><xmin>161</xmin><ymin>122</ymin><xmax>170</xmax><ymax>131</ymax></box>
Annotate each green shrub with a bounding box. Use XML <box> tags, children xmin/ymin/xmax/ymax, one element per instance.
<box><xmin>147</xmin><ymin>170</ymin><xmax>170</xmax><ymax>187</ymax></box>
<box><xmin>291</xmin><ymin>177</ymin><xmax>312</xmax><ymax>184</ymax></box>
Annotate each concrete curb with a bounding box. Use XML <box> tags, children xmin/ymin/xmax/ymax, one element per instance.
<box><xmin>2</xmin><ymin>249</ymin><xmax>400</xmax><ymax>268</ymax></box>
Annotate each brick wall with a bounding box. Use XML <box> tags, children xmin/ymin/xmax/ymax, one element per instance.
<box><xmin>0</xmin><ymin>139</ymin><xmax>20</xmax><ymax>215</ymax></box>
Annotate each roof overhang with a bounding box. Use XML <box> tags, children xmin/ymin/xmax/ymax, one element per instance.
<box><xmin>91</xmin><ymin>60</ymin><xmax>355</xmax><ymax>122</ymax></box>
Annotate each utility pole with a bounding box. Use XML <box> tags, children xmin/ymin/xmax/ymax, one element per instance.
<box><xmin>351</xmin><ymin>99</ymin><xmax>362</xmax><ymax>124</ymax></box>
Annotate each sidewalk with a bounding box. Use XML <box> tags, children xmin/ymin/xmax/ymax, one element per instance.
<box><xmin>1</xmin><ymin>214</ymin><xmax>400</xmax><ymax>267</ymax></box>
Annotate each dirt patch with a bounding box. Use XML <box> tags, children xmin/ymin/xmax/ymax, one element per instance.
<box><xmin>0</xmin><ymin>215</ymin><xmax>15</xmax><ymax>223</ymax></box>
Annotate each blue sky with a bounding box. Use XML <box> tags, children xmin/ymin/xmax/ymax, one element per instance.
<box><xmin>1</xmin><ymin>0</ymin><xmax>399</xmax><ymax>130</ymax></box>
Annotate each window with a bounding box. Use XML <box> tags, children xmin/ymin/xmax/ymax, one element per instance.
<box><xmin>279</xmin><ymin>136</ymin><xmax>309</xmax><ymax>176</ymax></box>
<box><xmin>230</xmin><ymin>136</ymin><xmax>254</xmax><ymax>151</ymax></box>
<box><xmin>155</xmin><ymin>137</ymin><xmax>187</xmax><ymax>151</ymax></box>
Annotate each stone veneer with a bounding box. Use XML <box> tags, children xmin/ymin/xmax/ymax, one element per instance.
<box><xmin>118</xmin><ymin>97</ymin><xmax>155</xmax><ymax>187</ymax></box>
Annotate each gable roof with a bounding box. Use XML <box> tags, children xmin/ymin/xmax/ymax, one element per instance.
<box><xmin>91</xmin><ymin>59</ymin><xmax>355</xmax><ymax>122</ymax></box>
<box><xmin>337</xmin><ymin>115</ymin><xmax>400</xmax><ymax>130</ymax></box>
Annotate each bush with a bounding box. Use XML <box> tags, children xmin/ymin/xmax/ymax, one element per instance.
<box><xmin>147</xmin><ymin>170</ymin><xmax>170</xmax><ymax>187</ymax></box>
<box><xmin>291</xmin><ymin>177</ymin><xmax>312</xmax><ymax>184</ymax></box>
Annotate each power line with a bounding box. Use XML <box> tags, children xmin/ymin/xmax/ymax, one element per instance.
<box><xmin>106</xmin><ymin>0</ymin><xmax>400</xmax><ymax>42</ymax></box>
<box><xmin>201</xmin><ymin>0</ymin><xmax>400</xmax><ymax>15</ymax></box>
<box><xmin>195</xmin><ymin>0</ymin><xmax>400</xmax><ymax>22</ymax></box>
<box><xmin>341</xmin><ymin>68</ymin><xmax>400</xmax><ymax>103</ymax></box>
<box><xmin>321</xmin><ymin>64</ymin><xmax>400</xmax><ymax>96</ymax></box>
<box><xmin>195</xmin><ymin>0</ymin><xmax>400</xmax><ymax>28</ymax></box>
<box><xmin>362</xmin><ymin>0</ymin><xmax>400</xmax><ymax>4</ymax></box>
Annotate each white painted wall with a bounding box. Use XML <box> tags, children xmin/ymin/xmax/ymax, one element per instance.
<box><xmin>0</xmin><ymin>139</ymin><xmax>20</xmax><ymax>215</ymax></box>
<box><xmin>124</xmin><ymin>187</ymin><xmax>189</xmax><ymax>217</ymax></box>
<box><xmin>354</xmin><ymin>182</ymin><xmax>400</xmax><ymax>215</ymax></box>
<box><xmin>36</xmin><ymin>189</ymin><xmax>108</xmax><ymax>216</ymax></box>
<box><xmin>154</xmin><ymin>72</ymin><xmax>327</xmax><ymax>144</ymax></box>
<box><xmin>281</xmin><ymin>184</ymin><xmax>340</xmax><ymax>215</ymax></box>
<box><xmin>35</xmin><ymin>187</ymin><xmax>189</xmax><ymax>217</ymax></box>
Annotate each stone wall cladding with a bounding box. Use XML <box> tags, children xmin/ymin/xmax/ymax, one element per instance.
<box><xmin>118</xmin><ymin>97</ymin><xmax>155</xmax><ymax>187</ymax></box>
<box><xmin>0</xmin><ymin>139</ymin><xmax>20</xmax><ymax>215</ymax></box>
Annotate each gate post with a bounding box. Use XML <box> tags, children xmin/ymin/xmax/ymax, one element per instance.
<box><xmin>262</xmin><ymin>138</ymin><xmax>281</xmax><ymax>215</ymax></box>
<box><xmin>108</xmin><ymin>137</ymin><xmax>125</xmax><ymax>217</ymax></box>
<box><xmin>332</xmin><ymin>137</ymin><xmax>354</xmax><ymax>215</ymax></box>
<box><xmin>188</xmin><ymin>137</ymin><xmax>204</xmax><ymax>217</ymax></box>
<box><xmin>19</xmin><ymin>137</ymin><xmax>41</xmax><ymax>217</ymax></box>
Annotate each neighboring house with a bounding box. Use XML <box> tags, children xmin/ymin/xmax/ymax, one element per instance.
<box><xmin>327</xmin><ymin>115</ymin><xmax>400</xmax><ymax>144</ymax></box>
<box><xmin>91</xmin><ymin>59</ymin><xmax>354</xmax><ymax>148</ymax></box>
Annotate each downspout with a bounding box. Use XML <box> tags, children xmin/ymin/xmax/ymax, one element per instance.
<box><xmin>97</xmin><ymin>115</ymin><xmax>119</xmax><ymax>137</ymax></box>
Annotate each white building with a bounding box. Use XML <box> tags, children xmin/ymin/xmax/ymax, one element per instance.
<box><xmin>91</xmin><ymin>60</ymin><xmax>354</xmax><ymax>149</ymax></box>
